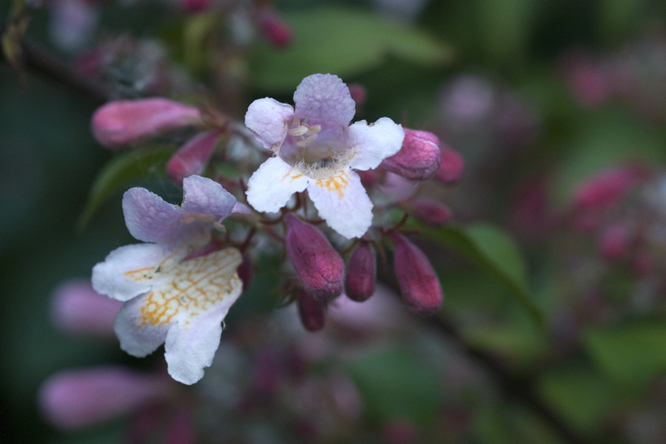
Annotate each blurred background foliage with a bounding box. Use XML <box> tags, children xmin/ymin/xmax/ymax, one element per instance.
<box><xmin>3</xmin><ymin>0</ymin><xmax>666</xmax><ymax>443</ymax></box>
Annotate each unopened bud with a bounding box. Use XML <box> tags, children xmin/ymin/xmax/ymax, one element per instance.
<box><xmin>167</xmin><ymin>131</ymin><xmax>220</xmax><ymax>185</ymax></box>
<box><xmin>344</xmin><ymin>242</ymin><xmax>376</xmax><ymax>302</ymax></box>
<box><xmin>380</xmin><ymin>129</ymin><xmax>442</xmax><ymax>181</ymax></box>
<box><xmin>434</xmin><ymin>145</ymin><xmax>464</xmax><ymax>185</ymax></box>
<box><xmin>389</xmin><ymin>233</ymin><xmax>443</xmax><ymax>315</ymax></box>
<box><xmin>297</xmin><ymin>290</ymin><xmax>326</xmax><ymax>332</ymax></box>
<box><xmin>348</xmin><ymin>84</ymin><xmax>367</xmax><ymax>106</ymax></box>
<box><xmin>409</xmin><ymin>199</ymin><xmax>451</xmax><ymax>226</ymax></box>
<box><xmin>51</xmin><ymin>280</ymin><xmax>122</xmax><ymax>338</ymax></box>
<box><xmin>574</xmin><ymin>165</ymin><xmax>645</xmax><ymax>210</ymax></box>
<box><xmin>257</xmin><ymin>9</ymin><xmax>293</xmax><ymax>48</ymax></box>
<box><xmin>285</xmin><ymin>214</ymin><xmax>344</xmax><ymax>301</ymax></box>
<box><xmin>600</xmin><ymin>223</ymin><xmax>629</xmax><ymax>261</ymax></box>
<box><xmin>92</xmin><ymin>98</ymin><xmax>202</xmax><ymax>148</ymax></box>
<box><xmin>39</xmin><ymin>366</ymin><xmax>166</xmax><ymax>430</ymax></box>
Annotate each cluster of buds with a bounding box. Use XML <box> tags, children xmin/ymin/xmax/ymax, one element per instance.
<box><xmin>83</xmin><ymin>73</ymin><xmax>463</xmax><ymax>386</ymax></box>
<box><xmin>561</xmin><ymin>36</ymin><xmax>666</xmax><ymax>121</ymax></box>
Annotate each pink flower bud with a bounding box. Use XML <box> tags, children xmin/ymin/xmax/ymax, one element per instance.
<box><xmin>51</xmin><ymin>280</ymin><xmax>122</xmax><ymax>338</ymax></box>
<box><xmin>409</xmin><ymin>199</ymin><xmax>451</xmax><ymax>226</ymax></box>
<box><xmin>574</xmin><ymin>165</ymin><xmax>646</xmax><ymax>210</ymax></box>
<box><xmin>434</xmin><ymin>145</ymin><xmax>464</xmax><ymax>185</ymax></box>
<box><xmin>284</xmin><ymin>214</ymin><xmax>344</xmax><ymax>301</ymax></box>
<box><xmin>179</xmin><ymin>0</ymin><xmax>210</xmax><ymax>13</ymax></box>
<box><xmin>389</xmin><ymin>233</ymin><xmax>443</xmax><ymax>315</ymax></box>
<box><xmin>39</xmin><ymin>366</ymin><xmax>166</xmax><ymax>430</ymax></box>
<box><xmin>344</xmin><ymin>243</ymin><xmax>376</xmax><ymax>302</ymax></box>
<box><xmin>600</xmin><ymin>223</ymin><xmax>630</xmax><ymax>261</ymax></box>
<box><xmin>167</xmin><ymin>131</ymin><xmax>220</xmax><ymax>185</ymax></box>
<box><xmin>380</xmin><ymin>129</ymin><xmax>442</xmax><ymax>181</ymax></box>
<box><xmin>257</xmin><ymin>9</ymin><xmax>293</xmax><ymax>48</ymax></box>
<box><xmin>348</xmin><ymin>83</ymin><xmax>367</xmax><ymax>106</ymax></box>
<box><xmin>297</xmin><ymin>290</ymin><xmax>326</xmax><ymax>332</ymax></box>
<box><xmin>92</xmin><ymin>98</ymin><xmax>202</xmax><ymax>149</ymax></box>
<box><xmin>165</xmin><ymin>408</ymin><xmax>195</xmax><ymax>444</ymax></box>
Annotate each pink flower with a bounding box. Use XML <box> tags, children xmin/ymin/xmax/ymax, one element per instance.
<box><xmin>244</xmin><ymin>74</ymin><xmax>404</xmax><ymax>238</ymax></box>
<box><xmin>167</xmin><ymin>131</ymin><xmax>221</xmax><ymax>185</ymax></box>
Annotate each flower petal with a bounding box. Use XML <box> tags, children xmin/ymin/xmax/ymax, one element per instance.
<box><xmin>163</xmin><ymin>250</ymin><xmax>244</xmax><ymax>385</ymax></box>
<box><xmin>123</xmin><ymin>188</ymin><xmax>181</xmax><ymax>243</ymax></box>
<box><xmin>348</xmin><ymin>118</ymin><xmax>404</xmax><ymax>171</ymax></box>
<box><xmin>308</xmin><ymin>170</ymin><xmax>373</xmax><ymax>239</ymax></box>
<box><xmin>181</xmin><ymin>175</ymin><xmax>236</xmax><ymax>217</ymax></box>
<box><xmin>294</xmin><ymin>74</ymin><xmax>355</xmax><ymax>125</ymax></box>
<box><xmin>246</xmin><ymin>157</ymin><xmax>308</xmax><ymax>213</ymax></box>
<box><xmin>244</xmin><ymin>98</ymin><xmax>294</xmax><ymax>151</ymax></box>
<box><xmin>92</xmin><ymin>243</ymin><xmax>171</xmax><ymax>302</ymax></box>
<box><xmin>115</xmin><ymin>295</ymin><xmax>171</xmax><ymax>357</ymax></box>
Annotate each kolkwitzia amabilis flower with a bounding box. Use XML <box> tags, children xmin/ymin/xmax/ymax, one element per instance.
<box><xmin>92</xmin><ymin>175</ymin><xmax>243</xmax><ymax>385</ymax></box>
<box><xmin>245</xmin><ymin>73</ymin><xmax>405</xmax><ymax>239</ymax></box>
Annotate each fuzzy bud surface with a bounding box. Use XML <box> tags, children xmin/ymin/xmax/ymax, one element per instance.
<box><xmin>344</xmin><ymin>242</ymin><xmax>376</xmax><ymax>302</ymax></box>
<box><xmin>285</xmin><ymin>214</ymin><xmax>344</xmax><ymax>301</ymax></box>
<box><xmin>380</xmin><ymin>129</ymin><xmax>442</xmax><ymax>181</ymax></box>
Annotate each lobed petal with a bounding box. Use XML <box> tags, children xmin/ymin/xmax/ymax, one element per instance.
<box><xmin>294</xmin><ymin>74</ymin><xmax>355</xmax><ymax>125</ymax></box>
<box><xmin>245</xmin><ymin>98</ymin><xmax>294</xmax><ymax>151</ymax></box>
<box><xmin>181</xmin><ymin>175</ymin><xmax>236</xmax><ymax>217</ymax></box>
<box><xmin>246</xmin><ymin>157</ymin><xmax>308</xmax><ymax>213</ymax></box>
<box><xmin>348</xmin><ymin>118</ymin><xmax>404</xmax><ymax>171</ymax></box>
<box><xmin>115</xmin><ymin>295</ymin><xmax>171</xmax><ymax>357</ymax></box>
<box><xmin>92</xmin><ymin>243</ymin><xmax>171</xmax><ymax>302</ymax></box>
<box><xmin>308</xmin><ymin>170</ymin><xmax>373</xmax><ymax>239</ymax></box>
<box><xmin>123</xmin><ymin>188</ymin><xmax>182</xmax><ymax>243</ymax></box>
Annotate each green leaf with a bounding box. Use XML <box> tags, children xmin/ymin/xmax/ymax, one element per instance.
<box><xmin>346</xmin><ymin>347</ymin><xmax>442</xmax><ymax>426</ymax></box>
<box><xmin>584</xmin><ymin>320</ymin><xmax>666</xmax><ymax>387</ymax></box>
<box><xmin>249</xmin><ymin>7</ymin><xmax>452</xmax><ymax>91</ymax></box>
<box><xmin>78</xmin><ymin>146</ymin><xmax>175</xmax><ymax>230</ymax></box>
<box><xmin>416</xmin><ymin>222</ymin><xmax>543</xmax><ymax>328</ymax></box>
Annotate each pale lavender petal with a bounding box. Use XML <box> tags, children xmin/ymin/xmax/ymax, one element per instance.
<box><xmin>245</xmin><ymin>98</ymin><xmax>294</xmax><ymax>151</ymax></box>
<box><xmin>348</xmin><ymin>118</ymin><xmax>404</xmax><ymax>171</ymax></box>
<box><xmin>164</xmin><ymin>274</ymin><xmax>243</xmax><ymax>385</ymax></box>
<box><xmin>123</xmin><ymin>188</ymin><xmax>181</xmax><ymax>243</ymax></box>
<box><xmin>246</xmin><ymin>157</ymin><xmax>308</xmax><ymax>213</ymax></box>
<box><xmin>307</xmin><ymin>169</ymin><xmax>373</xmax><ymax>239</ymax></box>
<box><xmin>92</xmin><ymin>243</ymin><xmax>171</xmax><ymax>302</ymax></box>
<box><xmin>115</xmin><ymin>294</ymin><xmax>171</xmax><ymax>357</ymax></box>
<box><xmin>294</xmin><ymin>74</ymin><xmax>356</xmax><ymax>125</ymax></box>
<box><xmin>181</xmin><ymin>175</ymin><xmax>236</xmax><ymax>216</ymax></box>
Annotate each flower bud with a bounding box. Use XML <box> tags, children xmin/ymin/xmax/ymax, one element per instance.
<box><xmin>167</xmin><ymin>131</ymin><xmax>220</xmax><ymax>185</ymax></box>
<box><xmin>348</xmin><ymin>83</ymin><xmax>367</xmax><ymax>106</ymax></box>
<box><xmin>574</xmin><ymin>165</ymin><xmax>645</xmax><ymax>210</ymax></box>
<box><xmin>284</xmin><ymin>214</ymin><xmax>344</xmax><ymax>301</ymax></box>
<box><xmin>344</xmin><ymin>243</ymin><xmax>376</xmax><ymax>302</ymax></box>
<box><xmin>297</xmin><ymin>290</ymin><xmax>326</xmax><ymax>332</ymax></box>
<box><xmin>39</xmin><ymin>366</ymin><xmax>166</xmax><ymax>430</ymax></box>
<box><xmin>389</xmin><ymin>233</ymin><xmax>443</xmax><ymax>315</ymax></box>
<box><xmin>380</xmin><ymin>129</ymin><xmax>442</xmax><ymax>181</ymax></box>
<box><xmin>51</xmin><ymin>280</ymin><xmax>122</xmax><ymax>338</ymax></box>
<box><xmin>434</xmin><ymin>145</ymin><xmax>464</xmax><ymax>185</ymax></box>
<box><xmin>237</xmin><ymin>253</ymin><xmax>254</xmax><ymax>290</ymax></box>
<box><xmin>92</xmin><ymin>98</ymin><xmax>202</xmax><ymax>149</ymax></box>
<box><xmin>257</xmin><ymin>9</ymin><xmax>293</xmax><ymax>48</ymax></box>
<box><xmin>409</xmin><ymin>199</ymin><xmax>451</xmax><ymax>226</ymax></box>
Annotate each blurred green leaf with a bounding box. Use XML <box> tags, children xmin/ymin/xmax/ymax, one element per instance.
<box><xmin>475</xmin><ymin>0</ymin><xmax>534</xmax><ymax>64</ymax></box>
<box><xmin>250</xmin><ymin>6</ymin><xmax>452</xmax><ymax>91</ymax></box>
<box><xmin>416</xmin><ymin>222</ymin><xmax>543</xmax><ymax>328</ymax></box>
<box><xmin>346</xmin><ymin>347</ymin><xmax>442</xmax><ymax>426</ymax></box>
<box><xmin>584</xmin><ymin>320</ymin><xmax>666</xmax><ymax>386</ymax></box>
<box><xmin>538</xmin><ymin>364</ymin><xmax>628</xmax><ymax>434</ymax></box>
<box><xmin>78</xmin><ymin>146</ymin><xmax>175</xmax><ymax>230</ymax></box>
<box><xmin>183</xmin><ymin>12</ymin><xmax>219</xmax><ymax>73</ymax></box>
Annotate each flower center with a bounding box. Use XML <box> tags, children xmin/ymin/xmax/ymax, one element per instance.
<box><xmin>280</xmin><ymin>117</ymin><xmax>350</xmax><ymax>177</ymax></box>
